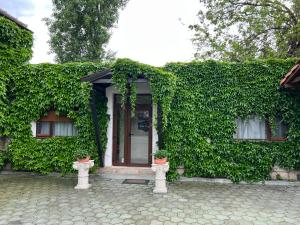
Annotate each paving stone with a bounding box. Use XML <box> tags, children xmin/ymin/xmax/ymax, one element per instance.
<box><xmin>0</xmin><ymin>174</ymin><xmax>299</xmax><ymax>225</ymax></box>
<box><xmin>171</xmin><ymin>217</ymin><xmax>184</xmax><ymax>223</ymax></box>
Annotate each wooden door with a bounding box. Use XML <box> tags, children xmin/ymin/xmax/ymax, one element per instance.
<box><xmin>113</xmin><ymin>94</ymin><xmax>152</xmax><ymax>167</ymax></box>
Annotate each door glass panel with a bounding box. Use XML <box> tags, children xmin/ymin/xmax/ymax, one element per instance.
<box><xmin>136</xmin><ymin>95</ymin><xmax>151</xmax><ymax>104</ymax></box>
<box><xmin>130</xmin><ymin>109</ymin><xmax>149</xmax><ymax>164</ymax></box>
<box><xmin>116</xmin><ymin>106</ymin><xmax>125</xmax><ymax>164</ymax></box>
<box><xmin>114</xmin><ymin>94</ymin><xmax>152</xmax><ymax>166</ymax></box>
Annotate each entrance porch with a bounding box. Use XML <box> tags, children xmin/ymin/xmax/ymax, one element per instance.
<box><xmin>81</xmin><ymin>70</ymin><xmax>159</xmax><ymax>169</ymax></box>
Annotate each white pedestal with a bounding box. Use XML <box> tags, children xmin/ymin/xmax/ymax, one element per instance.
<box><xmin>73</xmin><ymin>160</ymin><xmax>94</xmax><ymax>189</ymax></box>
<box><xmin>151</xmin><ymin>162</ymin><xmax>169</xmax><ymax>193</ymax></box>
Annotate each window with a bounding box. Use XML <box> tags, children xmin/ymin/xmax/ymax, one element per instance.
<box><xmin>36</xmin><ymin>122</ymin><xmax>51</xmax><ymax>137</ymax></box>
<box><xmin>53</xmin><ymin>122</ymin><xmax>77</xmax><ymax>136</ymax></box>
<box><xmin>235</xmin><ymin>115</ymin><xmax>288</xmax><ymax>141</ymax></box>
<box><xmin>267</xmin><ymin>116</ymin><xmax>288</xmax><ymax>141</ymax></box>
<box><xmin>235</xmin><ymin>115</ymin><xmax>266</xmax><ymax>140</ymax></box>
<box><xmin>36</xmin><ymin>111</ymin><xmax>77</xmax><ymax>138</ymax></box>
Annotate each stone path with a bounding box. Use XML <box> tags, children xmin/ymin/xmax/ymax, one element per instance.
<box><xmin>0</xmin><ymin>174</ymin><xmax>299</xmax><ymax>225</ymax></box>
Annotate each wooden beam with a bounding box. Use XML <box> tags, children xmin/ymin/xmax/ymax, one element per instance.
<box><xmin>90</xmin><ymin>88</ymin><xmax>104</xmax><ymax>167</ymax></box>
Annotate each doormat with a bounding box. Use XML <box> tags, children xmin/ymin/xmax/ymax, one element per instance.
<box><xmin>122</xmin><ymin>179</ymin><xmax>149</xmax><ymax>185</ymax></box>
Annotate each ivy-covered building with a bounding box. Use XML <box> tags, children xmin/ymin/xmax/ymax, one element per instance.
<box><xmin>0</xmin><ymin>8</ymin><xmax>33</xmax><ymax>166</ymax></box>
<box><xmin>0</xmin><ymin>9</ymin><xmax>299</xmax><ymax>182</ymax></box>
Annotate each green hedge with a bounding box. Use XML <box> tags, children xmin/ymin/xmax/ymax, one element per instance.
<box><xmin>164</xmin><ymin>59</ymin><xmax>300</xmax><ymax>182</ymax></box>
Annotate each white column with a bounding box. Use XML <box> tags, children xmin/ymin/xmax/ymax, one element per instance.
<box><xmin>72</xmin><ymin>160</ymin><xmax>94</xmax><ymax>189</ymax></box>
<box><xmin>151</xmin><ymin>162</ymin><xmax>169</xmax><ymax>193</ymax></box>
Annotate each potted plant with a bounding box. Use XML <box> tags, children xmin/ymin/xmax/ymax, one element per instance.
<box><xmin>153</xmin><ymin>150</ymin><xmax>169</xmax><ymax>164</ymax></box>
<box><xmin>74</xmin><ymin>149</ymin><xmax>90</xmax><ymax>163</ymax></box>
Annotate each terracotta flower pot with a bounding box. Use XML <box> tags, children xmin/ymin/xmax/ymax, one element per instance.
<box><xmin>154</xmin><ymin>157</ymin><xmax>167</xmax><ymax>164</ymax></box>
<box><xmin>77</xmin><ymin>156</ymin><xmax>90</xmax><ymax>163</ymax></box>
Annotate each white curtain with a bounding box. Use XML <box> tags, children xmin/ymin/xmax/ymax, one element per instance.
<box><xmin>235</xmin><ymin>115</ymin><xmax>266</xmax><ymax>139</ymax></box>
<box><xmin>54</xmin><ymin>122</ymin><xmax>77</xmax><ymax>136</ymax></box>
<box><xmin>39</xmin><ymin>122</ymin><xmax>50</xmax><ymax>135</ymax></box>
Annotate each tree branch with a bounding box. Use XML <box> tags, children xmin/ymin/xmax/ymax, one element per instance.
<box><xmin>245</xmin><ymin>26</ymin><xmax>289</xmax><ymax>43</ymax></box>
<box><xmin>227</xmin><ymin>0</ymin><xmax>298</xmax><ymax>25</ymax></box>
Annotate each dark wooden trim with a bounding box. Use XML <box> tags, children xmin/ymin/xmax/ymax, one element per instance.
<box><xmin>269</xmin><ymin>137</ymin><xmax>287</xmax><ymax>142</ymax></box>
<box><xmin>36</xmin><ymin>134</ymin><xmax>51</xmax><ymax>139</ymax></box>
<box><xmin>39</xmin><ymin>110</ymin><xmax>72</xmax><ymax>122</ymax></box>
<box><xmin>81</xmin><ymin>69</ymin><xmax>112</xmax><ymax>83</ymax></box>
<box><xmin>148</xmin><ymin>102</ymin><xmax>153</xmax><ymax>165</ymax></box>
<box><xmin>266</xmin><ymin>117</ymin><xmax>288</xmax><ymax>142</ymax></box>
<box><xmin>112</xmin><ymin>95</ymin><xmax>118</xmax><ymax>165</ymax></box>
<box><xmin>235</xmin><ymin>116</ymin><xmax>288</xmax><ymax>142</ymax></box>
<box><xmin>112</xmin><ymin>95</ymin><xmax>127</xmax><ymax>166</ymax></box>
<box><xmin>90</xmin><ymin>88</ymin><xmax>104</xmax><ymax>167</ymax></box>
<box><xmin>112</xmin><ymin>94</ymin><xmax>153</xmax><ymax>167</ymax></box>
<box><xmin>125</xmin><ymin>94</ymin><xmax>131</xmax><ymax>166</ymax></box>
<box><xmin>36</xmin><ymin>120</ymin><xmax>77</xmax><ymax>138</ymax></box>
<box><xmin>281</xmin><ymin>61</ymin><xmax>300</xmax><ymax>87</ymax></box>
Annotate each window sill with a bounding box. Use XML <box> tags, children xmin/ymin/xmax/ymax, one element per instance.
<box><xmin>234</xmin><ymin>138</ymin><xmax>287</xmax><ymax>142</ymax></box>
<box><xmin>35</xmin><ymin>135</ymin><xmax>76</xmax><ymax>139</ymax></box>
<box><xmin>36</xmin><ymin>135</ymin><xmax>51</xmax><ymax>139</ymax></box>
<box><xmin>269</xmin><ymin>138</ymin><xmax>287</xmax><ymax>142</ymax></box>
<box><xmin>234</xmin><ymin>139</ymin><xmax>267</xmax><ymax>142</ymax></box>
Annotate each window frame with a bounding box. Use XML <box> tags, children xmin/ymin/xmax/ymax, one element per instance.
<box><xmin>265</xmin><ymin>117</ymin><xmax>288</xmax><ymax>142</ymax></box>
<box><xmin>235</xmin><ymin>116</ymin><xmax>288</xmax><ymax>142</ymax></box>
<box><xmin>35</xmin><ymin>110</ymin><xmax>77</xmax><ymax>138</ymax></box>
<box><xmin>36</xmin><ymin>121</ymin><xmax>52</xmax><ymax>138</ymax></box>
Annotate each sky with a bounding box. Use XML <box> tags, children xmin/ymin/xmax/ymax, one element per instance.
<box><xmin>0</xmin><ymin>0</ymin><xmax>200</xmax><ymax>66</ymax></box>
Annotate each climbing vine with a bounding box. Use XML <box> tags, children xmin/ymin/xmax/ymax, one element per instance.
<box><xmin>164</xmin><ymin>58</ymin><xmax>300</xmax><ymax>182</ymax></box>
<box><xmin>0</xmin><ymin>151</ymin><xmax>5</xmax><ymax>169</ymax></box>
<box><xmin>7</xmin><ymin>63</ymin><xmax>109</xmax><ymax>173</ymax></box>
<box><xmin>1</xmin><ymin>49</ymin><xmax>300</xmax><ymax>182</ymax></box>
<box><xmin>0</xmin><ymin>16</ymin><xmax>33</xmax><ymax>136</ymax></box>
<box><xmin>112</xmin><ymin>58</ymin><xmax>177</xmax><ymax>127</ymax></box>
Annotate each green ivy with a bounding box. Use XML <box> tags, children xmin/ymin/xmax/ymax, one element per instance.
<box><xmin>1</xmin><ymin>40</ymin><xmax>299</xmax><ymax>183</ymax></box>
<box><xmin>0</xmin><ymin>16</ymin><xmax>33</xmax><ymax>136</ymax></box>
<box><xmin>164</xmin><ymin>58</ymin><xmax>300</xmax><ymax>182</ymax></box>
<box><xmin>7</xmin><ymin>63</ymin><xmax>110</xmax><ymax>174</ymax></box>
<box><xmin>112</xmin><ymin>58</ymin><xmax>177</xmax><ymax>126</ymax></box>
<box><xmin>0</xmin><ymin>151</ymin><xmax>5</xmax><ymax>169</ymax></box>
<box><xmin>10</xmin><ymin>137</ymin><xmax>99</xmax><ymax>174</ymax></box>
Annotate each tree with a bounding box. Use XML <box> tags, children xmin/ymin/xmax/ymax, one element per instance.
<box><xmin>190</xmin><ymin>0</ymin><xmax>300</xmax><ymax>61</ymax></box>
<box><xmin>45</xmin><ymin>0</ymin><xmax>129</xmax><ymax>63</ymax></box>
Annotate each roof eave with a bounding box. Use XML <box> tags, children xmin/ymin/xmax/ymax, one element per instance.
<box><xmin>0</xmin><ymin>8</ymin><xmax>33</xmax><ymax>33</ymax></box>
<box><xmin>280</xmin><ymin>60</ymin><xmax>300</xmax><ymax>88</ymax></box>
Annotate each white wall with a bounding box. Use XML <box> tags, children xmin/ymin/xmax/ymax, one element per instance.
<box><xmin>31</xmin><ymin>121</ymin><xmax>36</xmax><ymax>137</ymax></box>
<box><xmin>105</xmin><ymin>83</ymin><xmax>158</xmax><ymax>167</ymax></box>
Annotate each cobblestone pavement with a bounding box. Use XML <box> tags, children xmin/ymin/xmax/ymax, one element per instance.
<box><xmin>0</xmin><ymin>174</ymin><xmax>299</xmax><ymax>225</ymax></box>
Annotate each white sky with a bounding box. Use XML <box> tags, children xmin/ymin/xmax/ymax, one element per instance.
<box><xmin>1</xmin><ymin>0</ymin><xmax>200</xmax><ymax>66</ymax></box>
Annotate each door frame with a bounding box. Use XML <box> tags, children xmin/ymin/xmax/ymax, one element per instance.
<box><xmin>112</xmin><ymin>94</ymin><xmax>152</xmax><ymax>167</ymax></box>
